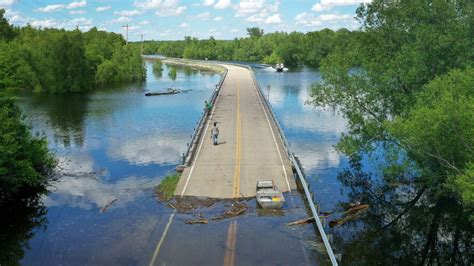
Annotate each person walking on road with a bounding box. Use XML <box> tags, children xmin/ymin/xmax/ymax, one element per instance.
<box><xmin>211</xmin><ymin>122</ymin><xmax>219</xmax><ymax>145</ymax></box>
<box><xmin>204</xmin><ymin>100</ymin><xmax>213</xmax><ymax>115</ymax></box>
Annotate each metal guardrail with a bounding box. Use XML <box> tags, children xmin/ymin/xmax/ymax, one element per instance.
<box><xmin>242</xmin><ymin>65</ymin><xmax>339</xmax><ymax>266</ymax></box>
<box><xmin>181</xmin><ymin>65</ymin><xmax>228</xmax><ymax>166</ymax></box>
<box><xmin>175</xmin><ymin>58</ymin><xmax>338</xmax><ymax>265</ymax></box>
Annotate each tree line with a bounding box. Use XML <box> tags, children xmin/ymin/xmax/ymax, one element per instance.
<box><xmin>0</xmin><ymin>9</ymin><xmax>145</xmax><ymax>93</ymax></box>
<box><xmin>140</xmin><ymin>27</ymin><xmax>358</xmax><ymax>68</ymax></box>
<box><xmin>310</xmin><ymin>0</ymin><xmax>473</xmax><ymax>263</ymax></box>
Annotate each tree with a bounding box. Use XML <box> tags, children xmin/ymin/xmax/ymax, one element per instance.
<box><xmin>388</xmin><ymin>67</ymin><xmax>474</xmax><ymax>218</ymax></box>
<box><xmin>310</xmin><ymin>0</ymin><xmax>473</xmax><ymax>222</ymax></box>
<box><xmin>0</xmin><ymin>9</ymin><xmax>15</xmax><ymax>41</ymax></box>
<box><xmin>246</xmin><ymin>27</ymin><xmax>264</xmax><ymax>38</ymax></box>
<box><xmin>0</xmin><ymin>96</ymin><xmax>56</xmax><ymax>202</ymax></box>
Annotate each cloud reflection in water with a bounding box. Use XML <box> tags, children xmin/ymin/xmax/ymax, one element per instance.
<box><xmin>107</xmin><ymin>133</ymin><xmax>188</xmax><ymax>166</ymax></box>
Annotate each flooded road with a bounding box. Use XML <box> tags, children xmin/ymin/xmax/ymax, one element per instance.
<box><xmin>10</xmin><ymin>60</ymin><xmax>469</xmax><ymax>265</ymax></box>
<box><xmin>11</xmin><ymin>62</ymin><xmax>336</xmax><ymax>265</ymax></box>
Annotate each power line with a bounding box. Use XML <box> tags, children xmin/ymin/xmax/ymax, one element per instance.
<box><xmin>18</xmin><ymin>0</ymin><xmax>74</xmax><ymax>21</ymax></box>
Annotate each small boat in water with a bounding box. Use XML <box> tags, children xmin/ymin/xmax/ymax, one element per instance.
<box><xmin>275</xmin><ymin>63</ymin><xmax>284</xmax><ymax>72</ymax></box>
<box><xmin>256</xmin><ymin>180</ymin><xmax>285</xmax><ymax>209</ymax></box>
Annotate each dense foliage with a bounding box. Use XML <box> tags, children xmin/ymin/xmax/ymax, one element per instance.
<box><xmin>0</xmin><ymin>96</ymin><xmax>56</xmax><ymax>202</ymax></box>
<box><xmin>312</xmin><ymin>0</ymin><xmax>473</xmax><ymax>213</ymax></box>
<box><xmin>0</xmin><ymin>10</ymin><xmax>145</xmax><ymax>93</ymax></box>
<box><xmin>310</xmin><ymin>0</ymin><xmax>473</xmax><ymax>263</ymax></box>
<box><xmin>141</xmin><ymin>28</ymin><xmax>357</xmax><ymax>68</ymax></box>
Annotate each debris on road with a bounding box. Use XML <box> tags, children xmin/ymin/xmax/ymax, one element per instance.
<box><xmin>185</xmin><ymin>219</ymin><xmax>209</xmax><ymax>224</ymax></box>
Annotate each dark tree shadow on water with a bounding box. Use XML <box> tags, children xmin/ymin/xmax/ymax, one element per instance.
<box><xmin>332</xmin><ymin>158</ymin><xmax>473</xmax><ymax>265</ymax></box>
<box><xmin>0</xmin><ymin>192</ymin><xmax>48</xmax><ymax>266</ymax></box>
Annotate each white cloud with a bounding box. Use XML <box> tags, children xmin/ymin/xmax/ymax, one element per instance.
<box><xmin>156</xmin><ymin>5</ymin><xmax>186</xmax><ymax>17</ymax></box>
<box><xmin>134</xmin><ymin>0</ymin><xmax>186</xmax><ymax>17</ymax></box>
<box><xmin>69</xmin><ymin>10</ymin><xmax>86</xmax><ymax>14</ymax></box>
<box><xmin>71</xmin><ymin>17</ymin><xmax>92</xmax><ymax>26</ymax></box>
<box><xmin>67</xmin><ymin>0</ymin><xmax>87</xmax><ymax>9</ymax></box>
<box><xmin>4</xmin><ymin>9</ymin><xmax>24</xmax><ymax>23</ymax></box>
<box><xmin>234</xmin><ymin>0</ymin><xmax>281</xmax><ymax>25</ymax></box>
<box><xmin>196</xmin><ymin>11</ymin><xmax>211</xmax><ymax>21</ymax></box>
<box><xmin>312</xmin><ymin>0</ymin><xmax>371</xmax><ymax>12</ymax></box>
<box><xmin>30</xmin><ymin>19</ymin><xmax>58</xmax><ymax>28</ymax></box>
<box><xmin>0</xmin><ymin>0</ymin><xmax>15</xmax><ymax>8</ymax></box>
<box><xmin>180</xmin><ymin>22</ymin><xmax>189</xmax><ymax>28</ymax></box>
<box><xmin>234</xmin><ymin>0</ymin><xmax>264</xmax><ymax>16</ymax></box>
<box><xmin>38</xmin><ymin>4</ymin><xmax>65</xmax><ymax>12</ymax></box>
<box><xmin>139</xmin><ymin>20</ymin><xmax>150</xmax><ymax>25</ymax></box>
<box><xmin>214</xmin><ymin>0</ymin><xmax>231</xmax><ymax>9</ymax></box>
<box><xmin>247</xmin><ymin>14</ymin><xmax>263</xmax><ymax>23</ymax></box>
<box><xmin>111</xmin><ymin>16</ymin><xmax>132</xmax><ymax>23</ymax></box>
<box><xmin>265</xmin><ymin>13</ymin><xmax>281</xmax><ymax>24</ymax></box>
<box><xmin>115</xmin><ymin>9</ymin><xmax>142</xmax><ymax>16</ymax></box>
<box><xmin>295</xmin><ymin>12</ymin><xmax>356</xmax><ymax>29</ymax></box>
<box><xmin>38</xmin><ymin>1</ymin><xmax>87</xmax><ymax>12</ymax></box>
<box><xmin>213</xmin><ymin>16</ymin><xmax>223</xmax><ymax>21</ymax></box>
<box><xmin>96</xmin><ymin>5</ymin><xmax>111</xmax><ymax>12</ymax></box>
<box><xmin>203</xmin><ymin>0</ymin><xmax>215</xmax><ymax>6</ymax></box>
<box><xmin>9</xmin><ymin>14</ymin><xmax>24</xmax><ymax>22</ymax></box>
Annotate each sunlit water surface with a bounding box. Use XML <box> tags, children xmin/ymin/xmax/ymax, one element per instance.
<box><xmin>12</xmin><ymin>62</ymin><xmax>349</xmax><ymax>265</ymax></box>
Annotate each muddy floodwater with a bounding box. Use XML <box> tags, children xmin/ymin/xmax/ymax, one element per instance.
<box><xmin>10</xmin><ymin>60</ymin><xmax>469</xmax><ymax>265</ymax></box>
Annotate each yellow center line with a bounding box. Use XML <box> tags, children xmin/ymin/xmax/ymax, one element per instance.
<box><xmin>233</xmin><ymin>78</ymin><xmax>241</xmax><ymax>198</ymax></box>
<box><xmin>223</xmin><ymin>220</ymin><xmax>238</xmax><ymax>266</ymax></box>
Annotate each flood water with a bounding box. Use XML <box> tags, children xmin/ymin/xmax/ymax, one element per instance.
<box><xmin>8</xmin><ymin>61</ymin><xmax>472</xmax><ymax>265</ymax></box>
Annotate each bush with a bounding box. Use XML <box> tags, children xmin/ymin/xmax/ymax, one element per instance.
<box><xmin>0</xmin><ymin>97</ymin><xmax>56</xmax><ymax>202</ymax></box>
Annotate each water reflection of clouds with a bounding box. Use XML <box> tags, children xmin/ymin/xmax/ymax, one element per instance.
<box><xmin>45</xmin><ymin>175</ymin><xmax>157</xmax><ymax>211</ymax></box>
<box><xmin>282</xmin><ymin>110</ymin><xmax>346</xmax><ymax>134</ymax></box>
<box><xmin>107</xmin><ymin>134</ymin><xmax>187</xmax><ymax>165</ymax></box>
<box><xmin>48</xmin><ymin>153</ymin><xmax>159</xmax><ymax>210</ymax></box>
<box><xmin>291</xmin><ymin>140</ymin><xmax>342</xmax><ymax>171</ymax></box>
<box><xmin>57</xmin><ymin>152</ymin><xmax>95</xmax><ymax>173</ymax></box>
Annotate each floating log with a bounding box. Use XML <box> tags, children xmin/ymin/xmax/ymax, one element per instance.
<box><xmin>100</xmin><ymin>198</ymin><xmax>117</xmax><ymax>213</ymax></box>
<box><xmin>287</xmin><ymin>217</ymin><xmax>315</xmax><ymax>226</ymax></box>
<box><xmin>185</xmin><ymin>219</ymin><xmax>209</xmax><ymax>224</ymax></box>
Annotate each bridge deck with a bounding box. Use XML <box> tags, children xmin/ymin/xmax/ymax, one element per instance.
<box><xmin>175</xmin><ymin>64</ymin><xmax>296</xmax><ymax>198</ymax></box>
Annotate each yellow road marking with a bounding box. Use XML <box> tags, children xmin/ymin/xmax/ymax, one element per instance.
<box><xmin>233</xmin><ymin>78</ymin><xmax>241</xmax><ymax>198</ymax></box>
<box><xmin>223</xmin><ymin>221</ymin><xmax>238</xmax><ymax>266</ymax></box>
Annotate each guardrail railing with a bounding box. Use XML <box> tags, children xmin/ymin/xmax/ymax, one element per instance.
<box><xmin>171</xmin><ymin>58</ymin><xmax>338</xmax><ymax>265</ymax></box>
<box><xmin>181</xmin><ymin>65</ymin><xmax>228</xmax><ymax>166</ymax></box>
<box><xmin>243</xmin><ymin>64</ymin><xmax>339</xmax><ymax>266</ymax></box>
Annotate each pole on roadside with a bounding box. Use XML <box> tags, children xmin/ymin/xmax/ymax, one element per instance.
<box><xmin>122</xmin><ymin>24</ymin><xmax>130</xmax><ymax>44</ymax></box>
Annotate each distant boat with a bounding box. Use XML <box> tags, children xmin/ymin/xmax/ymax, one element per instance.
<box><xmin>275</xmin><ymin>63</ymin><xmax>284</xmax><ymax>72</ymax></box>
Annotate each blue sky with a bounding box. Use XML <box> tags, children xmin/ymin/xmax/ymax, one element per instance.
<box><xmin>1</xmin><ymin>0</ymin><xmax>371</xmax><ymax>41</ymax></box>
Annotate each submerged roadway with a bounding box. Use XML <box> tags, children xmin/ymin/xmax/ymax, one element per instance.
<box><xmin>148</xmin><ymin>63</ymin><xmax>321</xmax><ymax>266</ymax></box>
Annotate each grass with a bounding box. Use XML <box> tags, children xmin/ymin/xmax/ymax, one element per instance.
<box><xmin>156</xmin><ymin>173</ymin><xmax>180</xmax><ymax>201</ymax></box>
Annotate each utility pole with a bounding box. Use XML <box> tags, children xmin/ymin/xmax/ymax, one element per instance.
<box><xmin>140</xmin><ymin>33</ymin><xmax>144</xmax><ymax>55</ymax></box>
<box><xmin>122</xmin><ymin>24</ymin><xmax>130</xmax><ymax>44</ymax></box>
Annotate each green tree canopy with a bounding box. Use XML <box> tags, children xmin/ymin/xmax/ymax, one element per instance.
<box><xmin>246</xmin><ymin>27</ymin><xmax>264</xmax><ymax>38</ymax></box>
<box><xmin>0</xmin><ymin>96</ymin><xmax>56</xmax><ymax>202</ymax></box>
